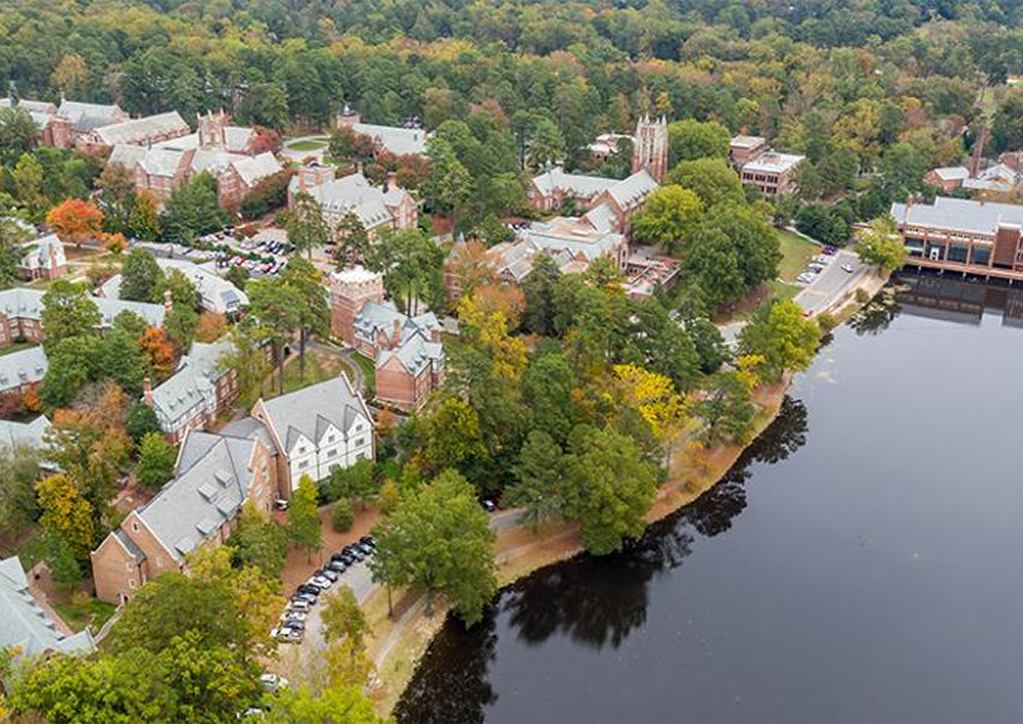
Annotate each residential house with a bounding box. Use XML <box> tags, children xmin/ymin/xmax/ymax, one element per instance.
<box><xmin>289</xmin><ymin>167</ymin><xmax>417</xmax><ymax>238</ymax></box>
<box><xmin>91</xmin><ymin>429</ymin><xmax>277</xmax><ymax>604</ymax></box>
<box><xmin>890</xmin><ymin>196</ymin><xmax>1023</xmax><ymax>281</ymax></box>
<box><xmin>143</xmin><ymin>338</ymin><xmax>239</xmax><ymax>445</ymax></box>
<box><xmin>0</xmin><ymin>288</ymin><xmax>165</xmax><ymax>348</ymax></box>
<box><xmin>18</xmin><ymin>233</ymin><xmax>66</xmax><ymax>281</ymax></box>
<box><xmin>1</xmin><ymin>555</ymin><xmax>94</xmax><ymax>657</ymax></box>
<box><xmin>331</xmin><ymin>267</ymin><xmax>445</xmax><ymax>411</ymax></box>
<box><xmin>248</xmin><ymin>375</ymin><xmax>375</xmax><ymax>491</ymax></box>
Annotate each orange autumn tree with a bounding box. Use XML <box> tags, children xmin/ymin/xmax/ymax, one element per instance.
<box><xmin>139</xmin><ymin>326</ymin><xmax>177</xmax><ymax>380</ymax></box>
<box><xmin>46</xmin><ymin>198</ymin><xmax>104</xmax><ymax>248</ymax></box>
<box><xmin>194</xmin><ymin>311</ymin><xmax>228</xmax><ymax>343</ymax></box>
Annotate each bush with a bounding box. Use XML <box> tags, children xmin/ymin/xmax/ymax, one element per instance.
<box><xmin>855</xmin><ymin>287</ymin><xmax>871</xmax><ymax>304</ymax></box>
<box><xmin>816</xmin><ymin>312</ymin><xmax>838</xmax><ymax>333</ymax></box>
<box><xmin>331</xmin><ymin>498</ymin><xmax>355</xmax><ymax>532</ymax></box>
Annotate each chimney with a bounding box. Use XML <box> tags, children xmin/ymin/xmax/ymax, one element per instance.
<box><xmin>142</xmin><ymin>377</ymin><xmax>154</xmax><ymax>406</ymax></box>
<box><xmin>386</xmin><ymin>171</ymin><xmax>398</xmax><ymax>192</ymax></box>
<box><xmin>391</xmin><ymin>318</ymin><xmax>401</xmax><ymax>347</ymax></box>
<box><xmin>163</xmin><ymin>289</ymin><xmax>174</xmax><ymax>315</ymax></box>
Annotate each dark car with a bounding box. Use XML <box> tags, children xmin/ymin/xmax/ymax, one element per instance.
<box><xmin>337</xmin><ymin>552</ymin><xmax>357</xmax><ymax>565</ymax></box>
<box><xmin>296</xmin><ymin>584</ymin><xmax>320</xmax><ymax>597</ymax></box>
<box><xmin>356</xmin><ymin>542</ymin><xmax>374</xmax><ymax>556</ymax></box>
<box><xmin>327</xmin><ymin>559</ymin><xmax>348</xmax><ymax>573</ymax></box>
<box><xmin>359</xmin><ymin>536</ymin><xmax>375</xmax><ymax>548</ymax></box>
<box><xmin>291</xmin><ymin>592</ymin><xmax>317</xmax><ymax>605</ymax></box>
<box><xmin>482</xmin><ymin>499</ymin><xmax>497</xmax><ymax>513</ymax></box>
<box><xmin>345</xmin><ymin>546</ymin><xmax>366</xmax><ymax>562</ymax></box>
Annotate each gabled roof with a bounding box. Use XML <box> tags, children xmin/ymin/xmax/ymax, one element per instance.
<box><xmin>352</xmin><ymin>123</ymin><xmax>429</xmax><ymax>156</ymax></box>
<box><xmin>94</xmin><ymin>111</ymin><xmax>189</xmax><ymax>146</ymax></box>
<box><xmin>0</xmin><ymin>555</ymin><xmax>94</xmax><ymax>658</ymax></box>
<box><xmin>260</xmin><ymin>375</ymin><xmax>372</xmax><ymax>453</ymax></box>
<box><xmin>149</xmin><ymin>338</ymin><xmax>234</xmax><ymax>425</ymax></box>
<box><xmin>289</xmin><ymin>172</ymin><xmax>409</xmax><ymax>229</ymax></box>
<box><xmin>57</xmin><ymin>100</ymin><xmax>124</xmax><ymax>130</ymax></box>
<box><xmin>155</xmin><ymin>126</ymin><xmax>255</xmax><ymax>154</ymax></box>
<box><xmin>530</xmin><ymin>167</ymin><xmax>620</xmax><ymax>199</ymax></box>
<box><xmin>377</xmin><ymin>328</ymin><xmax>444</xmax><ymax>377</ymax></box>
<box><xmin>0</xmin><ymin>288</ymin><xmax>165</xmax><ymax>328</ymax></box>
<box><xmin>0</xmin><ymin>415</ymin><xmax>52</xmax><ymax>453</ymax></box>
<box><xmin>0</xmin><ymin>346</ymin><xmax>48</xmax><ymax>394</ymax></box>
<box><xmin>135</xmin><ymin>431</ymin><xmax>260</xmax><ymax>562</ymax></box>
<box><xmin>352</xmin><ymin>299</ymin><xmax>440</xmax><ymax>344</ymax></box>
<box><xmin>19</xmin><ymin>233</ymin><xmax>66</xmax><ymax>271</ymax></box>
<box><xmin>606</xmin><ymin>169</ymin><xmax>658</xmax><ymax>209</ymax></box>
<box><xmin>930</xmin><ymin>166</ymin><xmax>970</xmax><ymax>182</ymax></box>
<box><xmin>231</xmin><ymin>152</ymin><xmax>284</xmax><ymax>186</ymax></box>
<box><xmin>156</xmin><ymin>258</ymin><xmax>248</xmax><ymax>313</ymax></box>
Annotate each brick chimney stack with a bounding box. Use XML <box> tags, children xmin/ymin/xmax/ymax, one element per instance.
<box><xmin>971</xmin><ymin>119</ymin><xmax>987</xmax><ymax>179</ymax></box>
<box><xmin>391</xmin><ymin>318</ymin><xmax>402</xmax><ymax>348</ymax></box>
<box><xmin>142</xmin><ymin>377</ymin><xmax>154</xmax><ymax>407</ymax></box>
<box><xmin>163</xmin><ymin>289</ymin><xmax>174</xmax><ymax>315</ymax></box>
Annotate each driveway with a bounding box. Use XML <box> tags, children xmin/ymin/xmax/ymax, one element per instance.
<box><xmin>307</xmin><ymin>341</ymin><xmax>367</xmax><ymax>393</ymax></box>
<box><xmin>793</xmin><ymin>250</ymin><xmax>869</xmax><ymax>315</ymax></box>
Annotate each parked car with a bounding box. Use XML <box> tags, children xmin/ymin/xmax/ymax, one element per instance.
<box><xmin>359</xmin><ymin>536</ymin><xmax>375</xmax><ymax>548</ymax></box>
<box><xmin>807</xmin><ymin>263</ymin><xmax>825</xmax><ymax>274</ymax></box>
<box><xmin>288</xmin><ymin>599</ymin><xmax>310</xmax><ymax>612</ymax></box>
<box><xmin>356</xmin><ymin>542</ymin><xmax>374</xmax><ymax>556</ymax></box>
<box><xmin>797</xmin><ymin>273</ymin><xmax>814</xmax><ymax>284</ymax></box>
<box><xmin>317</xmin><ymin>568</ymin><xmax>340</xmax><ymax>582</ymax></box>
<box><xmin>296</xmin><ymin>584</ymin><xmax>320</xmax><ymax>597</ymax></box>
<box><xmin>344</xmin><ymin>546</ymin><xmax>366</xmax><ymax>562</ymax></box>
<box><xmin>327</xmin><ymin>559</ymin><xmax>348</xmax><ymax>573</ymax></box>
<box><xmin>822</xmin><ymin>245</ymin><xmax>837</xmax><ymax>255</ymax></box>
<box><xmin>309</xmin><ymin>576</ymin><xmax>332</xmax><ymax>590</ymax></box>
<box><xmin>481</xmin><ymin>499</ymin><xmax>497</xmax><ymax>513</ymax></box>
<box><xmin>260</xmin><ymin>673</ymin><xmax>289</xmax><ymax>694</ymax></box>
<box><xmin>841</xmin><ymin>263</ymin><xmax>855</xmax><ymax>273</ymax></box>
<box><xmin>813</xmin><ymin>255</ymin><xmax>832</xmax><ymax>264</ymax></box>
<box><xmin>282</xmin><ymin>611</ymin><xmax>307</xmax><ymax>624</ymax></box>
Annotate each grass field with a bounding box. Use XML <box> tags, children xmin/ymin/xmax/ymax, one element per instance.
<box><xmin>269</xmin><ymin>349</ymin><xmax>346</xmax><ymax>399</ymax></box>
<box><xmin>53</xmin><ymin>598</ymin><xmax>118</xmax><ymax>634</ymax></box>
<box><xmin>287</xmin><ymin>139</ymin><xmax>328</xmax><ymax>151</ymax></box>
<box><xmin>352</xmin><ymin>352</ymin><xmax>376</xmax><ymax>391</ymax></box>
<box><xmin>777</xmin><ymin>228</ymin><xmax>820</xmax><ymax>282</ymax></box>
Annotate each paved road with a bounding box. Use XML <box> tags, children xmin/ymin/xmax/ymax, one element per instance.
<box><xmin>306</xmin><ymin>341</ymin><xmax>367</xmax><ymax>393</ymax></box>
<box><xmin>793</xmin><ymin>249</ymin><xmax>869</xmax><ymax>315</ymax></box>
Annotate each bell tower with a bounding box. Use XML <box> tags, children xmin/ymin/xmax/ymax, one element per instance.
<box><xmin>632</xmin><ymin>115</ymin><xmax>669</xmax><ymax>182</ymax></box>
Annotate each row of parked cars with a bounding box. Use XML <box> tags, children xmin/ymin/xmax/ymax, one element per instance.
<box><xmin>271</xmin><ymin>536</ymin><xmax>376</xmax><ymax>644</ymax></box>
<box><xmin>796</xmin><ymin>245</ymin><xmax>854</xmax><ymax>284</ymax></box>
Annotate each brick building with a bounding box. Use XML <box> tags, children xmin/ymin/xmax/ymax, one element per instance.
<box><xmin>331</xmin><ymin>268</ymin><xmax>445</xmax><ymax>411</ymax></box>
<box><xmin>144</xmin><ymin>338</ymin><xmax>239</xmax><ymax>445</ymax></box>
<box><xmin>288</xmin><ymin>167</ymin><xmax>417</xmax><ymax>238</ymax></box>
<box><xmin>730</xmin><ymin>135</ymin><xmax>806</xmax><ymax>196</ymax></box>
<box><xmin>91</xmin><ymin>429</ymin><xmax>278</xmax><ymax>604</ymax></box>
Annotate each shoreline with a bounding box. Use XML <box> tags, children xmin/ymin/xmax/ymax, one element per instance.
<box><xmin>365</xmin><ymin>270</ymin><xmax>889</xmax><ymax>719</ymax></box>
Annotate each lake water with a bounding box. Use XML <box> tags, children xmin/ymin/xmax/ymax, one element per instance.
<box><xmin>396</xmin><ymin>276</ymin><xmax>1023</xmax><ymax>724</ymax></box>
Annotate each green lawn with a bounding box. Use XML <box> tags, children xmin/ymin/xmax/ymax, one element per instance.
<box><xmin>0</xmin><ymin>528</ymin><xmax>48</xmax><ymax>569</ymax></box>
<box><xmin>52</xmin><ymin>598</ymin><xmax>118</xmax><ymax>634</ymax></box>
<box><xmin>0</xmin><ymin>340</ymin><xmax>37</xmax><ymax>357</ymax></box>
<box><xmin>767</xmin><ymin>279</ymin><xmax>801</xmax><ymax>301</ymax></box>
<box><xmin>351</xmin><ymin>352</ymin><xmax>376</xmax><ymax>391</ymax></box>
<box><xmin>272</xmin><ymin>351</ymin><xmax>344</xmax><ymax>398</ymax></box>
<box><xmin>287</xmin><ymin>139</ymin><xmax>328</xmax><ymax>151</ymax></box>
<box><xmin>777</xmin><ymin>228</ymin><xmax>820</xmax><ymax>282</ymax></box>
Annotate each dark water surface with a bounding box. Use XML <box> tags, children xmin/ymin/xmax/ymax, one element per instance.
<box><xmin>396</xmin><ymin>277</ymin><xmax>1023</xmax><ymax>724</ymax></box>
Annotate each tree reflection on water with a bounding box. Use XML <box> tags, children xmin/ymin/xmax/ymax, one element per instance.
<box><xmin>395</xmin><ymin>396</ymin><xmax>809</xmax><ymax>724</ymax></box>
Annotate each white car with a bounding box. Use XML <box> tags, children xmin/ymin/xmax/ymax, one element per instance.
<box><xmin>841</xmin><ymin>263</ymin><xmax>855</xmax><ymax>273</ymax></box>
<box><xmin>797</xmin><ymin>273</ymin><xmax>814</xmax><ymax>284</ymax></box>
<box><xmin>288</xmin><ymin>600</ymin><xmax>310</xmax><ymax>613</ymax></box>
<box><xmin>309</xmin><ymin>576</ymin><xmax>332</xmax><ymax>590</ymax></box>
<box><xmin>813</xmin><ymin>254</ymin><xmax>832</xmax><ymax>264</ymax></box>
<box><xmin>282</xmin><ymin>611</ymin><xmax>307</xmax><ymax>624</ymax></box>
<box><xmin>260</xmin><ymin>673</ymin><xmax>290</xmax><ymax>694</ymax></box>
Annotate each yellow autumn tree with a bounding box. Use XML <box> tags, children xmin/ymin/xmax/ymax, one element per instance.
<box><xmin>456</xmin><ymin>292</ymin><xmax>527</xmax><ymax>381</ymax></box>
<box><xmin>735</xmin><ymin>354</ymin><xmax>766</xmax><ymax>392</ymax></box>
<box><xmin>36</xmin><ymin>473</ymin><xmax>94</xmax><ymax>558</ymax></box>
<box><xmin>612</xmin><ymin>364</ymin><xmax>688</xmax><ymax>444</ymax></box>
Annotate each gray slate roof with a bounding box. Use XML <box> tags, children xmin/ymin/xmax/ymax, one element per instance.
<box><xmin>352</xmin><ymin>123</ymin><xmax>429</xmax><ymax>156</ymax></box>
<box><xmin>259</xmin><ymin>375</ymin><xmax>371</xmax><ymax>453</ymax></box>
<box><xmin>891</xmin><ymin>196</ymin><xmax>1023</xmax><ymax>236</ymax></box>
<box><xmin>135</xmin><ymin>431</ymin><xmax>260</xmax><ymax>562</ymax></box>
<box><xmin>531</xmin><ymin>167</ymin><xmax>620</xmax><ymax>198</ymax></box>
<box><xmin>149</xmin><ymin>339</ymin><xmax>234</xmax><ymax>427</ymax></box>
<box><xmin>94</xmin><ymin>111</ymin><xmax>190</xmax><ymax>146</ymax></box>
<box><xmin>0</xmin><ymin>287</ymin><xmax>165</xmax><ymax>328</ymax></box>
<box><xmin>0</xmin><ymin>415</ymin><xmax>52</xmax><ymax>452</ymax></box>
<box><xmin>289</xmin><ymin>172</ymin><xmax>411</xmax><ymax>229</ymax></box>
<box><xmin>378</xmin><ymin>329</ymin><xmax>444</xmax><ymax>376</ymax></box>
<box><xmin>0</xmin><ymin>555</ymin><xmax>94</xmax><ymax>658</ymax></box>
<box><xmin>0</xmin><ymin>346</ymin><xmax>48</xmax><ymax>394</ymax></box>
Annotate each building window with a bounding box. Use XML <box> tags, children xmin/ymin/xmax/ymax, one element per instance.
<box><xmin>327</xmin><ymin>435</ymin><xmax>335</xmax><ymax>443</ymax></box>
<box><xmin>299</xmin><ymin>460</ymin><xmax>309</xmax><ymax>470</ymax></box>
<box><xmin>356</xmin><ymin>437</ymin><xmax>366</xmax><ymax>447</ymax></box>
<box><xmin>125</xmin><ymin>562</ymin><xmax>133</xmax><ymax>572</ymax></box>
<box><xmin>129</xmin><ymin>579</ymin><xmax>136</xmax><ymax>589</ymax></box>
<box><xmin>326</xmin><ymin>448</ymin><xmax>337</xmax><ymax>458</ymax></box>
<box><xmin>132</xmin><ymin>522</ymin><xmax>139</xmax><ymax>533</ymax></box>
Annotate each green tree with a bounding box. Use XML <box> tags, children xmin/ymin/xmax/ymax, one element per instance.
<box><xmin>991</xmin><ymin>90</ymin><xmax>1023</xmax><ymax>154</ymax></box>
<box><xmin>629</xmin><ymin>184</ymin><xmax>705</xmax><ymax>254</ymax></box>
<box><xmin>521</xmin><ymin>351</ymin><xmax>578</xmax><ymax>444</ymax></box>
<box><xmin>0</xmin><ymin>443</ymin><xmax>41</xmax><ymax>539</ymax></box>
<box><xmin>321</xmin><ymin>585</ymin><xmax>368</xmax><ymax>650</ymax></box>
<box><xmin>739</xmin><ymin>299</ymin><xmax>821</xmax><ymax>381</ymax></box>
<box><xmin>247</xmin><ymin>278</ymin><xmax>302</xmax><ymax>395</ymax></box>
<box><xmin>287</xmin><ymin>191</ymin><xmax>330</xmax><ymax>260</ymax></box>
<box><xmin>682</xmin><ymin>226</ymin><xmax>746</xmax><ymax>306</ymax></box>
<box><xmin>120</xmin><ymin>248</ymin><xmax>162</xmax><ymax>302</ymax></box>
<box><xmin>326</xmin><ymin>458</ymin><xmax>376</xmax><ymax>509</ymax></box>
<box><xmin>129</xmin><ymin>190</ymin><xmax>161</xmax><ymax>241</ymax></box>
<box><xmin>44</xmin><ymin>532</ymin><xmax>83</xmax><ymax>590</ymax></box>
<box><xmin>424</xmin><ymin>398</ymin><xmax>488</xmax><ymax>475</ymax></box>
<box><xmin>365</xmin><ymin>227</ymin><xmax>444</xmax><ymax>315</ymax></box>
<box><xmin>0</xmin><ymin>217</ymin><xmax>30</xmax><ymax>289</ymax></box>
<box><xmin>266</xmin><ymin>685</ymin><xmax>384</xmax><ymax>724</ymax></box>
<box><xmin>229</xmin><ymin>502</ymin><xmax>290</xmax><ymax>579</ymax></box>
<box><xmin>288</xmin><ymin>474</ymin><xmax>322</xmax><ymax>561</ymax></box>
<box><xmin>126</xmin><ymin>401</ymin><xmax>162</xmax><ymax>443</ymax></box>
<box><xmin>563</xmin><ymin>425</ymin><xmax>658</xmax><ymax>555</ymax></box>
<box><xmin>332</xmin><ymin>497</ymin><xmax>355</xmax><ymax>532</ymax></box>
<box><xmin>40</xmin><ymin>279</ymin><xmax>101</xmax><ymax>349</ymax></box>
<box><xmin>225</xmin><ymin>264</ymin><xmax>250</xmax><ymax>291</ymax></box>
<box><xmin>281</xmin><ymin>257</ymin><xmax>330</xmax><ymax>381</ymax></box>
<box><xmin>521</xmin><ymin>252</ymin><xmax>562</xmax><ymax>337</ymax></box>
<box><xmin>38</xmin><ymin>335</ymin><xmax>100</xmax><ymax>408</ymax></box>
<box><xmin>36</xmin><ymin>472</ymin><xmax>95</xmax><ymax>559</ymax></box>
<box><xmin>161</xmin><ymin>173</ymin><xmax>224</xmax><ymax>244</ymax></box>
<box><xmin>369</xmin><ymin>469</ymin><xmax>496</xmax><ymax>625</ymax></box>
<box><xmin>507</xmin><ymin>431</ymin><xmax>566</xmax><ymax>532</ymax></box>
<box><xmin>665</xmin><ymin>157</ymin><xmax>744</xmax><ymax>209</ymax></box>
<box><xmin>667</xmin><ymin>118</ymin><xmax>731</xmax><ymax>164</ymax></box>
<box><xmin>0</xmin><ymin>107</ymin><xmax>39</xmax><ymax>157</ymax></box>
<box><xmin>136</xmin><ymin>432</ymin><xmax>176</xmax><ymax>489</ymax></box>
<box><xmin>698</xmin><ymin>371</ymin><xmax>758</xmax><ymax>445</ymax></box>
<box><xmin>525</xmin><ymin>116</ymin><xmax>566</xmax><ymax>170</ymax></box>
<box><xmin>237</xmin><ymin>82</ymin><xmax>291</xmax><ymax>130</ymax></box>
<box><xmin>857</xmin><ymin>215</ymin><xmax>907</xmax><ymax>272</ymax></box>
<box><xmin>333</xmin><ymin>211</ymin><xmax>370</xmax><ymax>268</ymax></box>
<box><xmin>217</xmin><ymin>322</ymin><xmax>272</xmax><ymax>404</ymax></box>
<box><xmin>98</xmin><ymin>328</ymin><xmax>149</xmax><ymax>395</ymax></box>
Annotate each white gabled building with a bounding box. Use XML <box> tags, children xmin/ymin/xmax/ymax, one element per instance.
<box><xmin>248</xmin><ymin>375</ymin><xmax>374</xmax><ymax>492</ymax></box>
